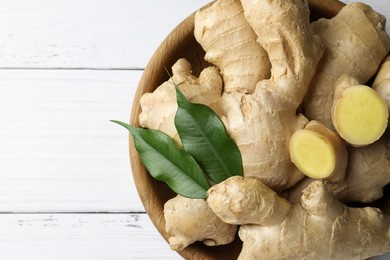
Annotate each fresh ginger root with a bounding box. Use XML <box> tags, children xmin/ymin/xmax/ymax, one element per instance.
<box><xmin>288</xmin><ymin>131</ymin><xmax>390</xmax><ymax>204</ymax></box>
<box><xmin>207</xmin><ymin>176</ymin><xmax>291</xmax><ymax>226</ymax></box>
<box><xmin>331</xmin><ymin>75</ymin><xmax>388</xmax><ymax>146</ymax></box>
<box><xmin>304</xmin><ymin>2</ymin><xmax>390</xmax><ymax>129</ymax></box>
<box><xmin>373</xmin><ymin>56</ymin><xmax>390</xmax><ymax>128</ymax></box>
<box><xmin>164</xmin><ymin>195</ymin><xmax>237</xmax><ymax>251</ymax></box>
<box><xmin>139</xmin><ymin>58</ymin><xmax>222</xmax><ymax>144</ymax></box>
<box><xmin>213</xmin><ymin>0</ymin><xmax>323</xmax><ymax>190</ymax></box>
<box><xmin>337</xmin><ymin>132</ymin><xmax>390</xmax><ymax>203</ymax></box>
<box><xmin>289</xmin><ymin>120</ymin><xmax>347</xmax><ymax>180</ymax></box>
<box><xmin>136</xmin><ymin>1</ymin><xmax>390</xmax><ymax>257</ymax></box>
<box><xmin>287</xmin><ymin>73</ymin><xmax>390</xmax><ymax>204</ymax></box>
<box><xmin>194</xmin><ymin>0</ymin><xmax>271</xmax><ymax>93</ymax></box>
<box><xmin>140</xmin><ymin>0</ymin><xmax>323</xmax><ymax>191</ymax></box>
<box><xmin>207</xmin><ymin>176</ymin><xmax>390</xmax><ymax>259</ymax></box>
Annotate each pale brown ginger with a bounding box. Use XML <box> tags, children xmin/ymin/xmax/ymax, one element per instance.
<box><xmin>135</xmin><ymin>0</ymin><xmax>390</xmax><ymax>256</ymax></box>
<box><xmin>164</xmin><ymin>195</ymin><xmax>237</xmax><ymax>251</ymax></box>
<box><xmin>139</xmin><ymin>0</ymin><xmax>324</xmax><ymax>191</ymax></box>
<box><xmin>304</xmin><ymin>2</ymin><xmax>390</xmax><ymax>129</ymax></box>
<box><xmin>207</xmin><ymin>176</ymin><xmax>390</xmax><ymax>260</ymax></box>
<box><xmin>373</xmin><ymin>55</ymin><xmax>390</xmax><ymax>128</ymax></box>
<box><xmin>194</xmin><ymin>0</ymin><xmax>271</xmax><ymax>94</ymax></box>
<box><xmin>139</xmin><ymin>58</ymin><xmax>222</xmax><ymax>145</ymax></box>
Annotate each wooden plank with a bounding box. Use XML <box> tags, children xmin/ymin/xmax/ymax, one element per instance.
<box><xmin>0</xmin><ymin>213</ymin><xmax>181</xmax><ymax>260</ymax></box>
<box><xmin>0</xmin><ymin>69</ymin><xmax>145</xmax><ymax>212</ymax></box>
<box><xmin>0</xmin><ymin>0</ymin><xmax>387</xmax><ymax>69</ymax></box>
<box><xmin>0</xmin><ymin>213</ymin><xmax>389</xmax><ymax>259</ymax></box>
<box><xmin>0</xmin><ymin>0</ymin><xmax>210</xmax><ymax>69</ymax></box>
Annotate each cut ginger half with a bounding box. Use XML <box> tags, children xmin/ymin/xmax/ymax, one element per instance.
<box><xmin>333</xmin><ymin>85</ymin><xmax>388</xmax><ymax>146</ymax></box>
<box><xmin>289</xmin><ymin>129</ymin><xmax>336</xmax><ymax>179</ymax></box>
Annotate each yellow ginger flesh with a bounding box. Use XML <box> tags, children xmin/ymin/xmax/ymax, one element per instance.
<box><xmin>333</xmin><ymin>85</ymin><xmax>388</xmax><ymax>146</ymax></box>
<box><xmin>287</xmin><ymin>73</ymin><xmax>390</xmax><ymax>204</ymax></box>
<box><xmin>289</xmin><ymin>120</ymin><xmax>348</xmax><ymax>181</ymax></box>
<box><xmin>304</xmin><ymin>2</ymin><xmax>390</xmax><ymax>128</ymax></box>
<box><xmin>290</xmin><ymin>129</ymin><xmax>336</xmax><ymax>178</ymax></box>
<box><xmin>288</xmin><ymin>132</ymin><xmax>390</xmax><ymax>204</ymax></box>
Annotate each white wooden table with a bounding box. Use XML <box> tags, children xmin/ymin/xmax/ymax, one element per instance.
<box><xmin>0</xmin><ymin>1</ymin><xmax>389</xmax><ymax>259</ymax></box>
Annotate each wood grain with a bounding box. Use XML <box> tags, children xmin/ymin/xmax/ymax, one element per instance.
<box><xmin>0</xmin><ymin>213</ymin><xmax>181</xmax><ymax>260</ymax></box>
<box><xmin>0</xmin><ymin>0</ymin><xmax>210</xmax><ymax>69</ymax></box>
<box><xmin>0</xmin><ymin>213</ymin><xmax>389</xmax><ymax>260</ymax></box>
<box><xmin>0</xmin><ymin>0</ymin><xmax>387</xmax><ymax>69</ymax></box>
<box><xmin>0</xmin><ymin>0</ymin><xmax>390</xmax><ymax>259</ymax></box>
<box><xmin>0</xmin><ymin>69</ymin><xmax>144</xmax><ymax>212</ymax></box>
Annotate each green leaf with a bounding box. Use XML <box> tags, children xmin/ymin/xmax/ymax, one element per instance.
<box><xmin>110</xmin><ymin>120</ymin><xmax>210</xmax><ymax>199</ymax></box>
<box><xmin>174</xmin><ymin>87</ymin><xmax>243</xmax><ymax>183</ymax></box>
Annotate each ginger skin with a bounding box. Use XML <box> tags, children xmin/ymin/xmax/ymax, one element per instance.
<box><xmin>208</xmin><ymin>176</ymin><xmax>390</xmax><ymax>260</ymax></box>
<box><xmin>207</xmin><ymin>176</ymin><xmax>291</xmax><ymax>226</ymax></box>
<box><xmin>194</xmin><ymin>0</ymin><xmax>270</xmax><ymax>94</ymax></box>
<box><xmin>287</xmin><ymin>72</ymin><xmax>390</xmax><ymax>203</ymax></box>
<box><xmin>140</xmin><ymin>0</ymin><xmax>324</xmax><ymax>191</ymax></box>
<box><xmin>137</xmin><ymin>1</ymin><xmax>390</xmax><ymax>256</ymax></box>
<box><xmin>139</xmin><ymin>58</ymin><xmax>222</xmax><ymax>145</ymax></box>
<box><xmin>336</xmin><ymin>132</ymin><xmax>390</xmax><ymax>203</ymax></box>
<box><xmin>214</xmin><ymin>0</ymin><xmax>323</xmax><ymax>190</ymax></box>
<box><xmin>373</xmin><ymin>55</ymin><xmax>390</xmax><ymax>128</ymax></box>
<box><xmin>164</xmin><ymin>195</ymin><xmax>237</xmax><ymax>251</ymax></box>
<box><xmin>304</xmin><ymin>3</ymin><xmax>390</xmax><ymax>129</ymax></box>
<box><xmin>289</xmin><ymin>72</ymin><xmax>390</xmax><ymax>204</ymax></box>
<box><xmin>288</xmin><ymin>132</ymin><xmax>390</xmax><ymax>204</ymax></box>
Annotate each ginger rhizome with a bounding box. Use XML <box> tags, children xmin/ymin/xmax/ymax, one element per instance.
<box><xmin>208</xmin><ymin>176</ymin><xmax>390</xmax><ymax>260</ymax></box>
<box><xmin>139</xmin><ymin>58</ymin><xmax>222</xmax><ymax>145</ymax></box>
<box><xmin>304</xmin><ymin>2</ymin><xmax>390</xmax><ymax>129</ymax></box>
<box><xmin>203</xmin><ymin>0</ymin><xmax>323</xmax><ymax>190</ymax></box>
<box><xmin>140</xmin><ymin>0</ymin><xmax>323</xmax><ymax>191</ymax></box>
<box><xmin>194</xmin><ymin>0</ymin><xmax>270</xmax><ymax>93</ymax></box>
<box><xmin>207</xmin><ymin>176</ymin><xmax>291</xmax><ymax>226</ymax></box>
<box><xmin>164</xmin><ymin>195</ymin><xmax>237</xmax><ymax>251</ymax></box>
<box><xmin>288</xmin><ymin>131</ymin><xmax>390</xmax><ymax>204</ymax></box>
<box><xmin>373</xmin><ymin>56</ymin><xmax>390</xmax><ymax>128</ymax></box>
<box><xmin>288</xmin><ymin>70</ymin><xmax>390</xmax><ymax>204</ymax></box>
<box><xmin>338</xmin><ymin>133</ymin><xmax>390</xmax><ymax>203</ymax></box>
<box><xmin>134</xmin><ymin>0</ymin><xmax>390</xmax><ymax>258</ymax></box>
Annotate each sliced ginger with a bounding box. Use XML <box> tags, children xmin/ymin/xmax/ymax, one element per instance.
<box><xmin>289</xmin><ymin>120</ymin><xmax>347</xmax><ymax>180</ymax></box>
<box><xmin>303</xmin><ymin>3</ymin><xmax>390</xmax><ymax>129</ymax></box>
<box><xmin>290</xmin><ymin>130</ymin><xmax>335</xmax><ymax>178</ymax></box>
<box><xmin>332</xmin><ymin>85</ymin><xmax>388</xmax><ymax>146</ymax></box>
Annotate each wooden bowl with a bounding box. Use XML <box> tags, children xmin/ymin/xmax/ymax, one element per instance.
<box><xmin>130</xmin><ymin>0</ymin><xmax>390</xmax><ymax>259</ymax></box>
